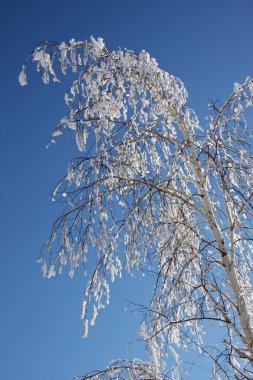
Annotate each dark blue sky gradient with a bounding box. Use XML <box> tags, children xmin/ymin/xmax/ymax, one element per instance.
<box><xmin>1</xmin><ymin>1</ymin><xmax>253</xmax><ymax>379</ymax></box>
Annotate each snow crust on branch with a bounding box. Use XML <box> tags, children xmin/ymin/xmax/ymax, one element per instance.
<box><xmin>73</xmin><ymin>359</ymin><xmax>172</xmax><ymax>380</ymax></box>
<box><xmin>21</xmin><ymin>37</ymin><xmax>253</xmax><ymax>379</ymax></box>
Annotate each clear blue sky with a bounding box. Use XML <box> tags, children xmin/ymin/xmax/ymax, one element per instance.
<box><xmin>1</xmin><ymin>1</ymin><xmax>253</xmax><ymax>379</ymax></box>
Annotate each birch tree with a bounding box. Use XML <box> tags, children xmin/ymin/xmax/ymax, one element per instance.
<box><xmin>20</xmin><ymin>37</ymin><xmax>253</xmax><ymax>379</ymax></box>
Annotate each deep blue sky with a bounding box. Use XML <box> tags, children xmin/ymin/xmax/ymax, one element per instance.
<box><xmin>1</xmin><ymin>1</ymin><xmax>253</xmax><ymax>379</ymax></box>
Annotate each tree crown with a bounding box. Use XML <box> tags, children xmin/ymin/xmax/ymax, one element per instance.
<box><xmin>21</xmin><ymin>36</ymin><xmax>253</xmax><ymax>379</ymax></box>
